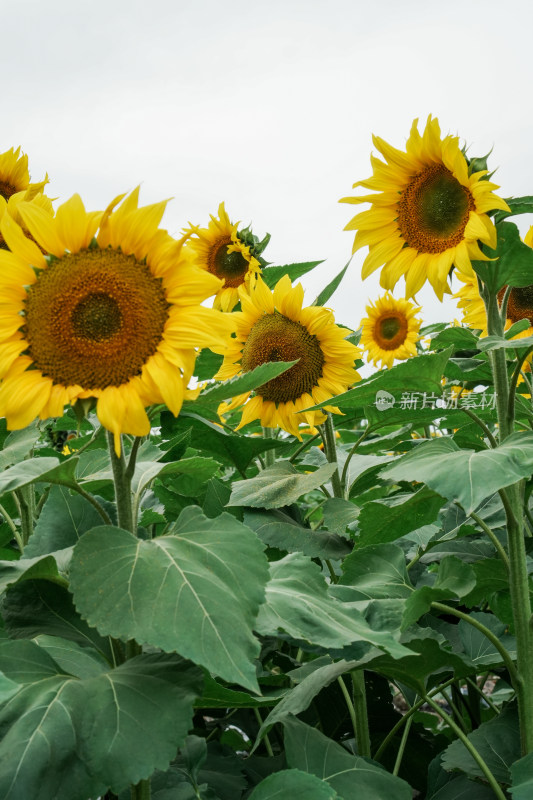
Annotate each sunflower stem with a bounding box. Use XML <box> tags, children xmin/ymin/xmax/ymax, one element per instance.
<box><xmin>320</xmin><ymin>413</ymin><xmax>344</xmax><ymax>498</ymax></box>
<box><xmin>15</xmin><ymin>487</ymin><xmax>34</xmax><ymax>547</ymax></box>
<box><xmin>484</xmin><ymin>286</ymin><xmax>533</xmax><ymax>754</ymax></box>
<box><xmin>262</xmin><ymin>427</ymin><xmax>277</xmax><ymax>468</ymax></box>
<box><xmin>107</xmin><ymin>431</ymin><xmax>134</xmax><ymax>533</ymax></box>
<box><xmin>0</xmin><ymin>502</ymin><xmax>23</xmax><ymax>553</ymax></box>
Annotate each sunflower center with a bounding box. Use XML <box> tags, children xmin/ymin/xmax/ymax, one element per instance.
<box><xmin>0</xmin><ymin>181</ymin><xmax>18</xmax><ymax>201</ymax></box>
<box><xmin>24</xmin><ymin>248</ymin><xmax>169</xmax><ymax>390</ymax></box>
<box><xmin>208</xmin><ymin>236</ymin><xmax>250</xmax><ymax>288</ymax></box>
<box><xmin>397</xmin><ymin>164</ymin><xmax>475</xmax><ymax>253</ymax></box>
<box><xmin>498</xmin><ymin>284</ymin><xmax>533</xmax><ymax>325</ymax></box>
<box><xmin>72</xmin><ymin>293</ymin><xmax>123</xmax><ymax>341</ymax></box>
<box><xmin>374</xmin><ymin>313</ymin><xmax>408</xmax><ymax>350</ymax></box>
<box><xmin>241</xmin><ymin>313</ymin><xmax>325</xmax><ymax>403</ymax></box>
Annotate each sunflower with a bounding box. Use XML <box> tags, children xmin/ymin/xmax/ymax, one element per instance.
<box><xmin>0</xmin><ymin>189</ymin><xmax>233</xmax><ymax>453</ymax></box>
<box><xmin>360</xmin><ymin>293</ymin><xmax>421</xmax><ymax>369</ymax></box>
<box><xmin>454</xmin><ymin>225</ymin><xmax>533</xmax><ymax>338</ymax></box>
<box><xmin>0</xmin><ymin>147</ymin><xmax>48</xmax><ymax>202</ymax></box>
<box><xmin>0</xmin><ymin>189</ymin><xmax>53</xmax><ymax>250</ymax></box>
<box><xmin>184</xmin><ymin>202</ymin><xmax>262</xmax><ymax>311</ymax></box>
<box><xmin>215</xmin><ymin>275</ymin><xmax>361</xmax><ymax>438</ymax></box>
<box><xmin>340</xmin><ymin>117</ymin><xmax>510</xmax><ymax>300</ymax></box>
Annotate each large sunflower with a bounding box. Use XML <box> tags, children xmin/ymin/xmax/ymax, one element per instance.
<box><xmin>454</xmin><ymin>225</ymin><xmax>533</xmax><ymax>337</ymax></box>
<box><xmin>340</xmin><ymin>117</ymin><xmax>510</xmax><ymax>300</ymax></box>
<box><xmin>215</xmin><ymin>275</ymin><xmax>361</xmax><ymax>438</ymax></box>
<box><xmin>0</xmin><ymin>146</ymin><xmax>48</xmax><ymax>201</ymax></box>
<box><xmin>0</xmin><ymin>189</ymin><xmax>233</xmax><ymax>452</ymax></box>
<box><xmin>184</xmin><ymin>202</ymin><xmax>262</xmax><ymax>311</ymax></box>
<box><xmin>360</xmin><ymin>293</ymin><xmax>421</xmax><ymax>369</ymax></box>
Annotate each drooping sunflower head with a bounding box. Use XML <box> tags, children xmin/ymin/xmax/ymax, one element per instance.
<box><xmin>0</xmin><ymin>146</ymin><xmax>48</xmax><ymax>202</ymax></box>
<box><xmin>341</xmin><ymin>116</ymin><xmax>510</xmax><ymax>300</ymax></box>
<box><xmin>0</xmin><ymin>188</ymin><xmax>234</xmax><ymax>453</ymax></box>
<box><xmin>183</xmin><ymin>202</ymin><xmax>263</xmax><ymax>311</ymax></box>
<box><xmin>360</xmin><ymin>293</ymin><xmax>421</xmax><ymax>369</ymax></box>
<box><xmin>454</xmin><ymin>224</ymin><xmax>533</xmax><ymax>338</ymax></box>
<box><xmin>215</xmin><ymin>275</ymin><xmax>361</xmax><ymax>438</ymax></box>
<box><xmin>0</xmin><ymin>189</ymin><xmax>54</xmax><ymax>250</ymax></box>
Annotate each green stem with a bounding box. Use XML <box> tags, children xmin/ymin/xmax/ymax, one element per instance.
<box><xmin>374</xmin><ymin>678</ymin><xmax>456</xmax><ymax>762</ymax></box>
<box><xmin>107</xmin><ymin>431</ymin><xmax>134</xmax><ymax>533</ymax></box>
<box><xmin>15</xmin><ymin>487</ymin><xmax>34</xmax><ymax>547</ymax></box>
<box><xmin>508</xmin><ymin>346</ymin><xmax>533</xmax><ymax>431</ymax></box>
<box><xmin>469</xmin><ymin>510</ymin><xmax>510</xmax><ymax>572</ymax></box>
<box><xmin>485</xmin><ymin>287</ymin><xmax>533</xmax><ymax>754</ymax></box>
<box><xmin>351</xmin><ymin>670</ymin><xmax>371</xmax><ymax>757</ymax></box>
<box><xmin>289</xmin><ymin>432</ymin><xmax>322</xmax><ymax>462</ymax></box>
<box><xmin>131</xmin><ymin>780</ymin><xmax>151</xmax><ymax>800</ymax></box>
<box><xmin>338</xmin><ymin>675</ymin><xmax>358</xmax><ymax>743</ymax></box>
<box><xmin>254</xmin><ymin>708</ymin><xmax>274</xmax><ymax>757</ymax></box>
<box><xmin>431</xmin><ymin>601</ymin><xmax>518</xmax><ymax>687</ymax></box>
<box><xmin>459</xmin><ymin>407</ymin><xmax>498</xmax><ymax>448</ymax></box>
<box><xmin>320</xmin><ymin>413</ymin><xmax>344</xmax><ymax>498</ymax></box>
<box><xmin>422</xmin><ymin>694</ymin><xmax>506</xmax><ymax>800</ymax></box>
<box><xmin>0</xmin><ymin>502</ymin><xmax>23</xmax><ymax>552</ymax></box>
<box><xmin>392</xmin><ymin>715</ymin><xmax>412</xmax><ymax>776</ymax></box>
<box><xmin>68</xmin><ymin>483</ymin><xmax>113</xmax><ymax>526</ymax></box>
<box><xmin>340</xmin><ymin>427</ymin><xmax>370</xmax><ymax>490</ymax></box>
<box><xmin>465</xmin><ymin>676</ymin><xmax>498</xmax><ymax>716</ymax></box>
<box><xmin>262</xmin><ymin>427</ymin><xmax>277</xmax><ymax>469</ymax></box>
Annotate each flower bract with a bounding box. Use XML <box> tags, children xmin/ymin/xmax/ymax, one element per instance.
<box><xmin>184</xmin><ymin>202</ymin><xmax>262</xmax><ymax>311</ymax></box>
<box><xmin>215</xmin><ymin>275</ymin><xmax>361</xmax><ymax>437</ymax></box>
<box><xmin>0</xmin><ymin>189</ymin><xmax>233</xmax><ymax>452</ymax></box>
<box><xmin>360</xmin><ymin>293</ymin><xmax>421</xmax><ymax>369</ymax></box>
<box><xmin>341</xmin><ymin>117</ymin><xmax>510</xmax><ymax>300</ymax></box>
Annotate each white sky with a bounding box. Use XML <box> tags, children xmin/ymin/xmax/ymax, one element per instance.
<box><xmin>3</xmin><ymin>0</ymin><xmax>533</xmax><ymax>338</ymax></box>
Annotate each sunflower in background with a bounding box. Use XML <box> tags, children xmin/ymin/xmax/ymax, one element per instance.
<box><xmin>360</xmin><ymin>293</ymin><xmax>421</xmax><ymax>369</ymax></box>
<box><xmin>340</xmin><ymin>117</ymin><xmax>510</xmax><ymax>300</ymax></box>
<box><xmin>454</xmin><ymin>225</ymin><xmax>533</xmax><ymax>338</ymax></box>
<box><xmin>215</xmin><ymin>275</ymin><xmax>361</xmax><ymax>438</ymax></box>
<box><xmin>0</xmin><ymin>189</ymin><xmax>234</xmax><ymax>453</ymax></box>
<box><xmin>0</xmin><ymin>146</ymin><xmax>48</xmax><ymax>201</ymax></box>
<box><xmin>184</xmin><ymin>202</ymin><xmax>269</xmax><ymax>311</ymax></box>
<box><xmin>0</xmin><ymin>188</ymin><xmax>54</xmax><ymax>250</ymax></box>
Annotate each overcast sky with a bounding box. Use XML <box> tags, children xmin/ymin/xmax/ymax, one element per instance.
<box><xmin>4</xmin><ymin>0</ymin><xmax>532</xmax><ymax>336</ymax></box>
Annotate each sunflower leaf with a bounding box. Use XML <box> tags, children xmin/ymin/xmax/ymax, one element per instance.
<box><xmin>228</xmin><ymin>462</ymin><xmax>338</xmax><ymax>508</ymax></box>
<box><xmin>379</xmin><ymin>432</ymin><xmax>533</xmax><ymax>514</ymax></box>
<box><xmin>248</xmin><ymin>769</ymin><xmax>340</xmax><ymax>799</ymax></box>
<box><xmin>493</xmin><ymin>195</ymin><xmax>533</xmax><ymax>224</ymax></box>
<box><xmin>261</xmin><ymin>261</ymin><xmax>323</xmax><ymax>288</ymax></box>
<box><xmin>0</xmin><ymin>640</ymin><xmax>202</xmax><ymax>799</ymax></box>
<box><xmin>313</xmin><ymin>257</ymin><xmax>352</xmax><ymax>306</ymax></box>
<box><xmin>473</xmin><ymin>221</ymin><xmax>533</xmax><ymax>291</ymax></box>
<box><xmin>0</xmin><ymin>456</ymin><xmax>79</xmax><ymax>497</ymax></box>
<box><xmin>69</xmin><ymin>507</ymin><xmax>269</xmax><ymax>692</ymax></box>
<box><xmin>199</xmin><ymin>360</ymin><xmax>298</xmax><ymax>405</ymax></box>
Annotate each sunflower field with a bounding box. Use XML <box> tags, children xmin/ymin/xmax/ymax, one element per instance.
<box><xmin>0</xmin><ymin>118</ymin><xmax>532</xmax><ymax>800</ymax></box>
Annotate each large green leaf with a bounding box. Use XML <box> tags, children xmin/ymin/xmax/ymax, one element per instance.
<box><xmin>197</xmin><ymin>674</ymin><xmax>286</xmax><ymax>709</ymax></box>
<box><xmin>70</xmin><ymin>507</ymin><xmax>269</xmax><ymax>691</ymax></box>
<box><xmin>248</xmin><ymin>769</ymin><xmax>339</xmax><ymax>799</ymax></box>
<box><xmin>402</xmin><ymin>557</ymin><xmax>477</xmax><ymax>629</ymax></box>
<box><xmin>0</xmin><ymin>550</ymin><xmax>70</xmax><ymax>594</ymax></box>
<box><xmin>256</xmin><ymin>658</ymin><xmax>373</xmax><ymax>744</ymax></box>
<box><xmin>243</xmin><ymin>508</ymin><xmax>352</xmax><ymax>560</ymax></box>
<box><xmin>0</xmin><ymin>423</ymin><xmax>39</xmax><ymax>470</ymax></box>
<box><xmin>198</xmin><ymin>360</ymin><xmax>297</xmax><ymax>405</ymax></box>
<box><xmin>161</xmin><ymin>413</ymin><xmax>290</xmax><ymax>473</ymax></box>
<box><xmin>283</xmin><ymin>716</ymin><xmax>412</xmax><ymax>799</ymax></box>
<box><xmin>339</xmin><ymin>543</ymin><xmax>413</xmax><ymax>600</ymax></box>
<box><xmin>228</xmin><ymin>462</ymin><xmax>337</xmax><ymax>508</ymax></box>
<box><xmin>0</xmin><ymin>640</ymin><xmax>202</xmax><ymax>799</ymax></box>
<box><xmin>305</xmin><ymin>348</ymin><xmax>451</xmax><ymax>411</ymax></box>
<box><xmin>132</xmin><ymin>456</ymin><xmax>220</xmax><ymax>497</ymax></box>
<box><xmin>441</xmin><ymin>704</ymin><xmax>520</xmax><ymax>784</ymax></box>
<box><xmin>473</xmin><ymin>221</ymin><xmax>533</xmax><ymax>291</ymax></box>
<box><xmin>256</xmin><ymin>553</ymin><xmax>411</xmax><ymax>658</ymax></box>
<box><xmin>380</xmin><ymin>433</ymin><xmax>533</xmax><ymax>514</ymax></box>
<box><xmin>261</xmin><ymin>260</ymin><xmax>323</xmax><ymax>288</ymax></box>
<box><xmin>356</xmin><ymin>488</ymin><xmax>445</xmax><ymax>548</ymax></box>
<box><xmin>2</xmin><ymin>580</ymin><xmax>114</xmax><ymax>660</ymax></box>
<box><xmin>456</xmin><ymin>611</ymin><xmax>517</xmax><ymax>667</ymax></box>
<box><xmin>510</xmin><ymin>752</ymin><xmax>533</xmax><ymax>799</ymax></box>
<box><xmin>0</xmin><ymin>456</ymin><xmax>79</xmax><ymax>497</ymax></box>
<box><xmin>24</xmin><ymin>485</ymin><xmax>111</xmax><ymax>557</ymax></box>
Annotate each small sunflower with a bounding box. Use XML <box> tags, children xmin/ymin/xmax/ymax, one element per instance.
<box><xmin>360</xmin><ymin>293</ymin><xmax>421</xmax><ymax>369</ymax></box>
<box><xmin>455</xmin><ymin>225</ymin><xmax>533</xmax><ymax>338</ymax></box>
<box><xmin>215</xmin><ymin>275</ymin><xmax>361</xmax><ymax>438</ymax></box>
<box><xmin>184</xmin><ymin>202</ymin><xmax>262</xmax><ymax>311</ymax></box>
<box><xmin>341</xmin><ymin>117</ymin><xmax>510</xmax><ymax>300</ymax></box>
<box><xmin>0</xmin><ymin>189</ymin><xmax>53</xmax><ymax>250</ymax></box>
<box><xmin>0</xmin><ymin>146</ymin><xmax>48</xmax><ymax>201</ymax></box>
<box><xmin>0</xmin><ymin>189</ymin><xmax>233</xmax><ymax>453</ymax></box>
